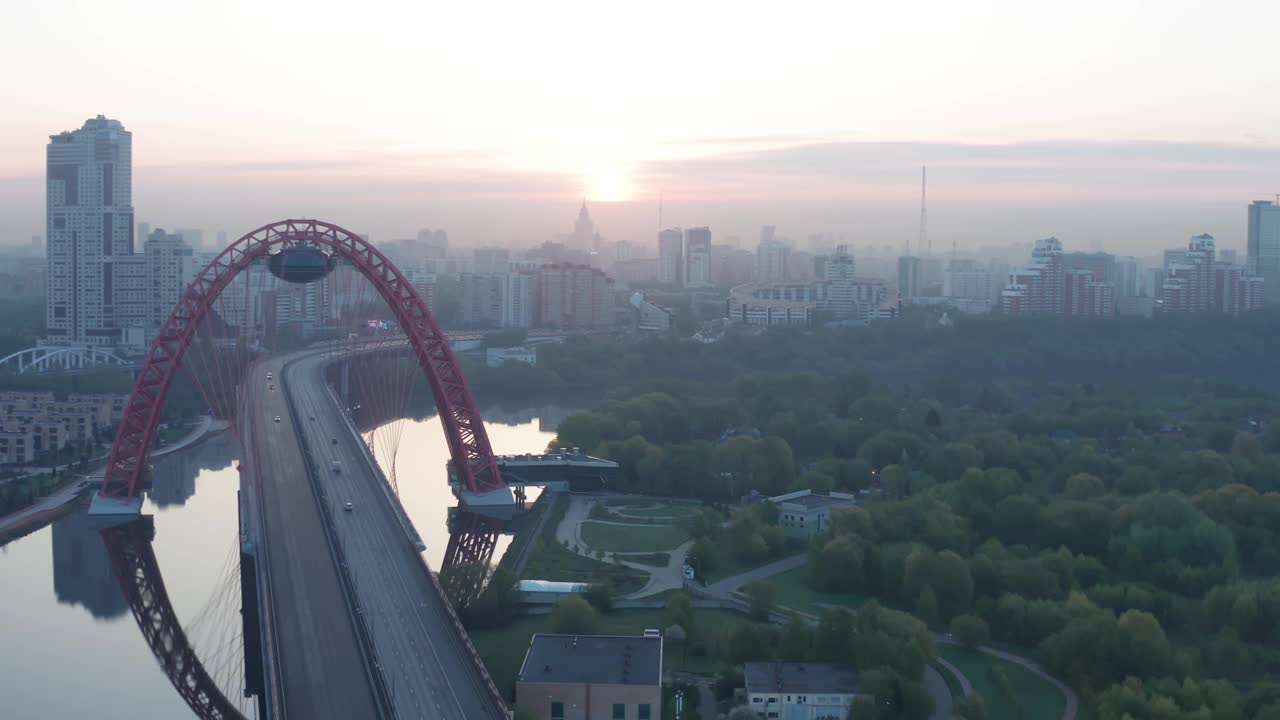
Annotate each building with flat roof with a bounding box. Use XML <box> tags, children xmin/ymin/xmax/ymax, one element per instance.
<box><xmin>515</xmin><ymin>580</ymin><xmax>590</xmax><ymax>605</ymax></box>
<box><xmin>744</xmin><ymin>662</ymin><xmax>859</xmax><ymax>720</ymax></box>
<box><xmin>768</xmin><ymin>490</ymin><xmax>857</xmax><ymax>541</ymax></box>
<box><xmin>516</xmin><ymin>633</ymin><xmax>662</xmax><ymax>720</ymax></box>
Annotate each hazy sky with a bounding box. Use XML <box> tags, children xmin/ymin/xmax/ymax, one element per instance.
<box><xmin>1</xmin><ymin>0</ymin><xmax>1277</xmax><ymax>254</ymax></box>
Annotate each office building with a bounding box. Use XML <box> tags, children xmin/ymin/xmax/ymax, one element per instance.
<box><xmin>944</xmin><ymin>259</ymin><xmax>998</xmax><ymax>314</ymax></box>
<box><xmin>1248</xmin><ymin>200</ymin><xmax>1280</xmax><ymax>302</ymax></box>
<box><xmin>728</xmin><ymin>275</ymin><xmax>890</xmax><ymax>326</ymax></box>
<box><xmin>629</xmin><ymin>293</ymin><xmax>673</xmax><ymax>332</ymax></box>
<box><xmin>572</xmin><ymin>202</ymin><xmax>597</xmax><ymax>250</ymax></box>
<box><xmin>658</xmin><ymin>228</ymin><xmax>683</xmax><ymax>286</ymax></box>
<box><xmin>45</xmin><ymin>116</ymin><xmax>135</xmax><ymax>348</ymax></box>
<box><xmin>743</xmin><ymin>662</ymin><xmax>859</xmax><ymax>720</ymax></box>
<box><xmin>516</xmin><ymin>633</ymin><xmax>662</xmax><ymax>720</ymax></box>
<box><xmin>684</xmin><ymin>226</ymin><xmax>712</xmax><ymax>288</ymax></box>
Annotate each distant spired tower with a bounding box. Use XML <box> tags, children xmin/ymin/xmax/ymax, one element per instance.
<box><xmin>573</xmin><ymin>200</ymin><xmax>595</xmax><ymax>249</ymax></box>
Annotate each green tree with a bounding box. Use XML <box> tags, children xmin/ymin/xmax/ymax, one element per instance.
<box><xmin>745</xmin><ymin>580</ymin><xmax>779</xmax><ymax>621</ymax></box>
<box><xmin>583</xmin><ymin>581</ymin><xmax>614</xmax><ymax>613</ymax></box>
<box><xmin>949</xmin><ymin>614</ymin><xmax>990</xmax><ymax>650</ymax></box>
<box><xmin>915</xmin><ymin>585</ymin><xmax>941</xmax><ymax>627</ymax></box>
<box><xmin>550</xmin><ymin>595</ymin><xmax>601</xmax><ymax>635</ymax></box>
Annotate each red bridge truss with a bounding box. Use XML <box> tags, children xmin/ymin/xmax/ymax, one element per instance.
<box><xmin>99</xmin><ymin>219</ymin><xmax>505</xmax><ymax>502</ymax></box>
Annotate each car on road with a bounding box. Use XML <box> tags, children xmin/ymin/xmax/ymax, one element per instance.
<box><xmin>266</xmin><ymin>372</ymin><xmax>272</xmax><ymax>379</ymax></box>
<box><xmin>332</xmin><ymin>460</ymin><xmax>341</xmax><ymax>473</ymax></box>
<box><xmin>331</xmin><ymin>438</ymin><xmax>338</xmax><ymax>445</ymax></box>
<box><xmin>268</xmin><ymin>384</ymin><xmax>274</xmax><ymax>391</ymax></box>
<box><xmin>274</xmin><ymin>416</ymin><xmax>281</xmax><ymax>423</ymax></box>
<box><xmin>344</xmin><ymin>502</ymin><xmax>354</xmax><ymax>512</ymax></box>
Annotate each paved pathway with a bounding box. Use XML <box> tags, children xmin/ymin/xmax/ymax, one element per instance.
<box><xmin>704</xmin><ymin>552</ymin><xmax>807</xmax><ymax>594</ymax></box>
<box><xmin>923</xmin><ymin>664</ymin><xmax>955</xmax><ymax>720</ymax></box>
<box><xmin>937</xmin><ymin>637</ymin><xmax>1078</xmax><ymax>720</ymax></box>
<box><xmin>551</xmin><ymin>494</ymin><xmax>692</xmax><ymax>599</ymax></box>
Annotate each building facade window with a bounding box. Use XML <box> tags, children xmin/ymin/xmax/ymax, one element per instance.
<box><xmin>613</xmin><ymin>703</ymin><xmax>626</xmax><ymax>719</ymax></box>
<box><xmin>551</xmin><ymin>701</ymin><xmax>564</xmax><ymax>720</ymax></box>
<box><xmin>639</xmin><ymin>704</ymin><xmax>651</xmax><ymax>720</ymax></box>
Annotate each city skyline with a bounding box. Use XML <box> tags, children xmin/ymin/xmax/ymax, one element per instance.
<box><xmin>2</xmin><ymin>1</ymin><xmax>1279</xmax><ymax>252</ymax></box>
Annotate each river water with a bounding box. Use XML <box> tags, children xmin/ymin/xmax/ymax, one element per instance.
<box><xmin>0</xmin><ymin>405</ymin><xmax>569</xmax><ymax>720</ymax></box>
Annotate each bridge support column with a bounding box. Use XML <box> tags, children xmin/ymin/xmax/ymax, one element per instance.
<box><xmin>88</xmin><ymin>492</ymin><xmax>143</xmax><ymax>516</ymax></box>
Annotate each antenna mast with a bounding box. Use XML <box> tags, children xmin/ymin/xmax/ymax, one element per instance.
<box><xmin>919</xmin><ymin>165</ymin><xmax>929</xmax><ymax>257</ymax></box>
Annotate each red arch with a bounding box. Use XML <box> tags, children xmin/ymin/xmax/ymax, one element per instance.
<box><xmin>99</xmin><ymin>219</ymin><xmax>504</xmax><ymax>500</ymax></box>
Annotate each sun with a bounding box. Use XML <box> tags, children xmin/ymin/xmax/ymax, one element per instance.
<box><xmin>585</xmin><ymin>165</ymin><xmax>633</xmax><ymax>202</ymax></box>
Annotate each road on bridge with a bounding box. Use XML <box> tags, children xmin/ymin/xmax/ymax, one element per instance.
<box><xmin>245</xmin><ymin>356</ymin><xmax>381</xmax><ymax>719</ymax></box>
<box><xmin>284</xmin><ymin>350</ymin><xmax>506</xmax><ymax>720</ymax></box>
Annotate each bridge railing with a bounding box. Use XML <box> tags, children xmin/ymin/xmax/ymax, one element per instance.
<box><xmin>242</xmin><ymin>389</ymin><xmax>286</xmax><ymax>720</ymax></box>
<box><xmin>281</xmin><ymin>356</ymin><xmax>398</xmax><ymax>720</ymax></box>
<box><xmin>323</xmin><ymin>354</ymin><xmax>511</xmax><ymax>717</ymax></box>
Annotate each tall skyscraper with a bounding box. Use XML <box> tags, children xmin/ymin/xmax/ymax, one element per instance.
<box><xmin>658</xmin><ymin>228</ymin><xmax>684</xmax><ymax>285</ymax></box>
<box><xmin>684</xmin><ymin>227</ymin><xmax>712</xmax><ymax>287</ymax></box>
<box><xmin>897</xmin><ymin>256</ymin><xmax>922</xmax><ymax>303</ymax></box>
<box><xmin>45</xmin><ymin>116</ymin><xmax>134</xmax><ymax>347</ymax></box>
<box><xmin>756</xmin><ymin>239</ymin><xmax>791</xmax><ymax>282</ymax></box>
<box><xmin>1248</xmin><ymin>200</ymin><xmax>1280</xmax><ymax>303</ymax></box>
<box><xmin>573</xmin><ymin>201</ymin><xmax>596</xmax><ymax>250</ymax></box>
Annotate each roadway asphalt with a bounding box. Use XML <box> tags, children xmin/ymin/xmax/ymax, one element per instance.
<box><xmin>285</xmin><ymin>351</ymin><xmax>506</xmax><ymax>720</ymax></box>
<box><xmin>245</xmin><ymin>357</ymin><xmax>381</xmax><ymax>719</ymax></box>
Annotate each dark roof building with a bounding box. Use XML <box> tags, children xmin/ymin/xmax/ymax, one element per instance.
<box><xmin>744</xmin><ymin>662</ymin><xmax>859</xmax><ymax>720</ymax></box>
<box><xmin>516</xmin><ymin>633</ymin><xmax>663</xmax><ymax>720</ymax></box>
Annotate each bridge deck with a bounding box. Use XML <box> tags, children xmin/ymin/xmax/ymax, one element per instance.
<box><xmin>285</xmin><ymin>351</ymin><xmax>507</xmax><ymax>720</ymax></box>
<box><xmin>246</xmin><ymin>356</ymin><xmax>381</xmax><ymax>719</ymax></box>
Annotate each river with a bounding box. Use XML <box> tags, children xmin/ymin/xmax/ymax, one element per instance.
<box><xmin>0</xmin><ymin>404</ymin><xmax>570</xmax><ymax>719</ymax></box>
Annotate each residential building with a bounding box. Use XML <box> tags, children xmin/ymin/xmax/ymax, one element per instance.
<box><xmin>728</xmin><ymin>276</ymin><xmax>889</xmax><ymax>326</ymax></box>
<box><xmin>658</xmin><ymin>228</ymin><xmax>683</xmax><ymax>286</ymax></box>
<box><xmin>45</xmin><ymin>116</ymin><xmax>135</xmax><ymax>348</ymax></box>
<box><xmin>713</xmin><ymin>246</ymin><xmax>755</xmax><ymax>289</ymax></box>
<box><xmin>1000</xmin><ymin>237</ymin><xmax>1067</xmax><ymax>316</ymax></box>
<box><xmin>684</xmin><ymin>227</ymin><xmax>712</xmax><ymax>288</ymax></box>
<box><xmin>820</xmin><ymin>245</ymin><xmax>857</xmax><ymax>318</ymax></box>
<box><xmin>473</xmin><ymin>246</ymin><xmax>512</xmax><ymax>274</ymax></box>
<box><xmin>1116</xmin><ymin>256</ymin><xmax>1141</xmax><ymax>297</ymax></box>
<box><xmin>516</xmin><ymin>633</ymin><xmax>662</xmax><ymax>720</ymax></box>
<box><xmin>530</xmin><ymin>264</ymin><xmax>614</xmax><ymax>329</ymax></box>
<box><xmin>944</xmin><ymin>258</ymin><xmax>998</xmax><ymax>314</ymax></box>
<box><xmin>757</xmin><ymin>239</ymin><xmax>791</xmax><ymax>282</ymax></box>
<box><xmin>173</xmin><ymin>227</ymin><xmax>203</xmax><ymax>250</ymax></box>
<box><xmin>743</xmin><ymin>662</ymin><xmax>859</xmax><ymax>720</ymax></box>
<box><xmin>1160</xmin><ymin>233</ymin><xmax>1263</xmax><ymax>315</ymax></box>
<box><xmin>768</xmin><ymin>490</ymin><xmax>858</xmax><ymax>541</ymax></box>
<box><xmin>1248</xmin><ymin>200</ymin><xmax>1280</xmax><ymax>302</ymax></box>
<box><xmin>461</xmin><ymin>272</ymin><xmax>533</xmax><ymax>328</ymax></box>
<box><xmin>0</xmin><ymin>430</ymin><xmax>36</xmax><ymax>464</ymax></box>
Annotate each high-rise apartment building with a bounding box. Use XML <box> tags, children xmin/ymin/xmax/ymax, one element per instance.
<box><xmin>684</xmin><ymin>227</ymin><xmax>712</xmax><ymax>288</ymax></box>
<box><xmin>460</xmin><ymin>272</ymin><xmax>532</xmax><ymax>328</ymax></box>
<box><xmin>658</xmin><ymin>228</ymin><xmax>683</xmax><ymax>286</ymax></box>
<box><xmin>757</xmin><ymin>239</ymin><xmax>791</xmax><ymax>282</ymax></box>
<box><xmin>45</xmin><ymin>116</ymin><xmax>134</xmax><ymax>347</ymax></box>
<box><xmin>1116</xmin><ymin>256</ymin><xmax>1141</xmax><ymax>297</ymax></box>
<box><xmin>944</xmin><ymin>259</ymin><xmax>997</xmax><ymax>313</ymax></box>
<box><xmin>530</xmin><ymin>264</ymin><xmax>613</xmax><ymax>329</ymax></box>
<box><xmin>897</xmin><ymin>256</ymin><xmax>922</xmax><ymax>303</ymax></box>
<box><xmin>473</xmin><ymin>246</ymin><xmax>512</xmax><ymax>274</ymax></box>
<box><xmin>1248</xmin><ymin>200</ymin><xmax>1280</xmax><ymax>303</ymax></box>
<box><xmin>1160</xmin><ymin>233</ymin><xmax>1263</xmax><ymax>315</ymax></box>
<box><xmin>174</xmin><ymin>228</ymin><xmax>204</xmax><ymax>250</ymax></box>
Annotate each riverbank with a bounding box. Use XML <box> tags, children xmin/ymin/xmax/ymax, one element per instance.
<box><xmin>0</xmin><ymin>416</ymin><xmax>228</xmax><ymax>543</ymax></box>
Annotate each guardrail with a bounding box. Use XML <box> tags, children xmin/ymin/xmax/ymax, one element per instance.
<box><xmin>281</xmin><ymin>356</ymin><xmax>398</xmax><ymax>720</ymax></box>
<box><xmin>321</xmin><ymin>353</ymin><xmax>511</xmax><ymax>718</ymax></box>
<box><xmin>242</xmin><ymin>389</ymin><xmax>286</xmax><ymax>720</ymax></box>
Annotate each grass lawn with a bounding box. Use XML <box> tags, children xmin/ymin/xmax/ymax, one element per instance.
<box><xmin>469</xmin><ymin>608</ymin><xmax>743</xmax><ymax>697</ymax></box>
<box><xmin>770</xmin><ymin>565</ymin><xmax>869</xmax><ymax>614</ymax></box>
<box><xmin>617</xmin><ymin>504</ymin><xmax>701</xmax><ymax>519</ymax></box>
<box><xmin>940</xmin><ymin>646</ymin><xmax>1066</xmax><ymax>720</ymax></box>
<box><xmin>624</xmin><ymin>552</ymin><xmax>671</xmax><ymax>567</ymax></box>
<box><xmin>521</xmin><ymin>495</ymin><xmax>648</xmax><ymax>595</ymax></box>
<box><xmin>580</xmin><ymin>521</ymin><xmax>690</xmax><ymax>552</ymax></box>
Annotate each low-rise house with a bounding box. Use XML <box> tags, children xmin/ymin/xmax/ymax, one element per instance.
<box><xmin>743</xmin><ymin>661</ymin><xmax>859</xmax><ymax>720</ymax></box>
<box><xmin>768</xmin><ymin>490</ymin><xmax>858</xmax><ymax>541</ymax></box>
<box><xmin>516</xmin><ymin>632</ymin><xmax>663</xmax><ymax>720</ymax></box>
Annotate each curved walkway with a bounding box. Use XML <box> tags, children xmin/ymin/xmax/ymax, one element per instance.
<box><xmin>977</xmin><ymin>644</ymin><xmax>1078</xmax><ymax>720</ymax></box>
<box><xmin>552</xmin><ymin>495</ymin><xmax>692</xmax><ymax>599</ymax></box>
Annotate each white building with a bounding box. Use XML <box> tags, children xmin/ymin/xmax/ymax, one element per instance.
<box><xmin>629</xmin><ymin>292</ymin><xmax>672</xmax><ymax>332</ymax></box>
<box><xmin>744</xmin><ymin>662</ymin><xmax>859</xmax><ymax>720</ymax></box>
<box><xmin>45</xmin><ymin>116</ymin><xmax>135</xmax><ymax>348</ymax></box>
<box><xmin>473</xmin><ymin>246</ymin><xmax>512</xmax><ymax>274</ymax></box>
<box><xmin>486</xmin><ymin>346</ymin><xmax>538</xmax><ymax>368</ymax></box>
<box><xmin>757</xmin><ymin>239</ymin><xmax>792</xmax><ymax>283</ymax></box>
<box><xmin>658</xmin><ymin>228</ymin><xmax>684</xmax><ymax>286</ymax></box>
<box><xmin>768</xmin><ymin>489</ymin><xmax>857</xmax><ymax>541</ymax></box>
<box><xmin>113</xmin><ymin>229</ymin><xmax>197</xmax><ymax>348</ymax></box>
<box><xmin>944</xmin><ymin>258</ymin><xmax>997</xmax><ymax>314</ymax></box>
<box><xmin>685</xmin><ymin>226</ymin><xmax>712</xmax><ymax>288</ymax></box>
<box><xmin>821</xmin><ymin>245</ymin><xmax>857</xmax><ymax>318</ymax></box>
